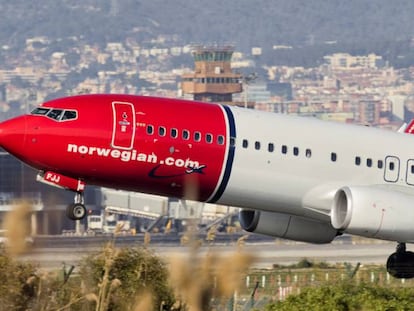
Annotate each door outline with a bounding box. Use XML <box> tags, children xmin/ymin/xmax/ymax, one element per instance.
<box><xmin>384</xmin><ymin>155</ymin><xmax>400</xmax><ymax>183</ymax></box>
<box><xmin>111</xmin><ymin>101</ymin><xmax>136</xmax><ymax>150</ymax></box>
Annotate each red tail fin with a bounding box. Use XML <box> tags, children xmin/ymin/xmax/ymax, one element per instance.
<box><xmin>405</xmin><ymin>120</ymin><xmax>414</xmax><ymax>134</ymax></box>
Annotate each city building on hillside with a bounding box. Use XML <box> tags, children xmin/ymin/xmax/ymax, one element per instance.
<box><xmin>245</xmin><ymin>80</ymin><xmax>271</xmax><ymax>104</ymax></box>
<box><xmin>324</xmin><ymin>53</ymin><xmax>383</xmax><ymax>69</ymax></box>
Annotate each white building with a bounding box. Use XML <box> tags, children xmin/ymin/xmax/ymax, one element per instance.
<box><xmin>324</xmin><ymin>53</ymin><xmax>382</xmax><ymax>69</ymax></box>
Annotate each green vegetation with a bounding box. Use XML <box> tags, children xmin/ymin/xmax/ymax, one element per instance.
<box><xmin>265</xmin><ymin>282</ymin><xmax>414</xmax><ymax>311</ymax></box>
<box><xmin>79</xmin><ymin>244</ymin><xmax>175</xmax><ymax>311</ymax></box>
<box><xmin>0</xmin><ymin>240</ymin><xmax>253</xmax><ymax>310</ymax></box>
<box><xmin>273</xmin><ymin>258</ymin><xmax>333</xmax><ymax>269</ymax></box>
<box><xmin>0</xmin><ymin>243</ymin><xmax>174</xmax><ymax>310</ymax></box>
<box><xmin>0</xmin><ymin>247</ymin><xmax>37</xmax><ymax>310</ymax></box>
<box><xmin>3</xmin><ymin>246</ymin><xmax>414</xmax><ymax>311</ymax></box>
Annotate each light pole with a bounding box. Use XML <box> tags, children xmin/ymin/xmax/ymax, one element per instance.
<box><xmin>242</xmin><ymin>73</ymin><xmax>257</xmax><ymax>108</ymax></box>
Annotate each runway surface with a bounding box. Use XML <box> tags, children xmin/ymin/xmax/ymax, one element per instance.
<box><xmin>16</xmin><ymin>238</ymin><xmax>397</xmax><ymax>271</ymax></box>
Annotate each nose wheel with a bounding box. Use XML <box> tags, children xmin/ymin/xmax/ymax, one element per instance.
<box><xmin>386</xmin><ymin>243</ymin><xmax>414</xmax><ymax>279</ymax></box>
<box><xmin>66</xmin><ymin>192</ymin><xmax>86</xmax><ymax>221</ymax></box>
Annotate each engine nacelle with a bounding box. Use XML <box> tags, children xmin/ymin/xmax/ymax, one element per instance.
<box><xmin>331</xmin><ymin>186</ymin><xmax>414</xmax><ymax>242</ymax></box>
<box><xmin>239</xmin><ymin>209</ymin><xmax>338</xmax><ymax>244</ymax></box>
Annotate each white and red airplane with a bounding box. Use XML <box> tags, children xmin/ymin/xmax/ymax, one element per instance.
<box><xmin>1</xmin><ymin>94</ymin><xmax>414</xmax><ymax>277</ymax></box>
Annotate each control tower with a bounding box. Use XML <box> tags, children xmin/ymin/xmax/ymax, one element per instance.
<box><xmin>181</xmin><ymin>46</ymin><xmax>242</xmax><ymax>103</ymax></box>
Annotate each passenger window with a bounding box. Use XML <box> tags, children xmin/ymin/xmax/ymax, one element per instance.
<box><xmin>230</xmin><ymin>137</ymin><xmax>236</xmax><ymax>147</ymax></box>
<box><xmin>242</xmin><ymin>139</ymin><xmax>248</xmax><ymax>148</ymax></box>
<box><xmin>355</xmin><ymin>156</ymin><xmax>361</xmax><ymax>166</ymax></box>
<box><xmin>183</xmin><ymin>130</ymin><xmax>189</xmax><ymax>140</ymax></box>
<box><xmin>146</xmin><ymin>125</ymin><xmax>154</xmax><ymax>135</ymax></box>
<box><xmin>305</xmin><ymin>149</ymin><xmax>312</xmax><ymax>158</ymax></box>
<box><xmin>367</xmin><ymin>158</ymin><xmax>372</xmax><ymax>167</ymax></box>
<box><xmin>331</xmin><ymin>152</ymin><xmax>337</xmax><ymax>162</ymax></box>
<box><xmin>61</xmin><ymin>110</ymin><xmax>77</xmax><ymax>120</ymax></box>
<box><xmin>378</xmin><ymin>160</ymin><xmax>383</xmax><ymax>169</ymax></box>
<box><xmin>194</xmin><ymin>132</ymin><xmax>201</xmax><ymax>142</ymax></box>
<box><xmin>281</xmin><ymin>145</ymin><xmax>288</xmax><ymax>154</ymax></box>
<box><xmin>268</xmin><ymin>143</ymin><xmax>274</xmax><ymax>152</ymax></box>
<box><xmin>293</xmin><ymin>147</ymin><xmax>299</xmax><ymax>156</ymax></box>
<box><xmin>171</xmin><ymin>128</ymin><xmax>178</xmax><ymax>138</ymax></box>
<box><xmin>217</xmin><ymin>135</ymin><xmax>225</xmax><ymax>145</ymax></box>
<box><xmin>206</xmin><ymin>133</ymin><xmax>213</xmax><ymax>143</ymax></box>
<box><xmin>389</xmin><ymin>162</ymin><xmax>395</xmax><ymax>171</ymax></box>
<box><xmin>159</xmin><ymin>126</ymin><xmax>166</xmax><ymax>136</ymax></box>
<box><xmin>255</xmin><ymin>141</ymin><xmax>261</xmax><ymax>150</ymax></box>
<box><xmin>411</xmin><ymin>165</ymin><xmax>414</xmax><ymax>174</ymax></box>
<box><xmin>47</xmin><ymin>109</ymin><xmax>63</xmax><ymax>120</ymax></box>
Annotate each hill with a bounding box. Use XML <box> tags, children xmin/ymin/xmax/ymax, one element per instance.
<box><xmin>1</xmin><ymin>1</ymin><xmax>414</xmax><ymax>47</ymax></box>
<box><xmin>1</xmin><ymin>0</ymin><xmax>414</xmax><ymax>66</ymax></box>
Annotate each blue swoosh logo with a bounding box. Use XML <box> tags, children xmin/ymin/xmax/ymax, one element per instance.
<box><xmin>148</xmin><ymin>164</ymin><xmax>206</xmax><ymax>179</ymax></box>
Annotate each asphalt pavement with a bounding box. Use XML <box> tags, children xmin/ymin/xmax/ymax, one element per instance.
<box><xmin>15</xmin><ymin>234</ymin><xmax>398</xmax><ymax>271</ymax></box>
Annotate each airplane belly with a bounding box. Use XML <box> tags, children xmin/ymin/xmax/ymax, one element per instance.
<box><xmin>218</xmin><ymin>167</ymin><xmax>312</xmax><ymax>215</ymax></box>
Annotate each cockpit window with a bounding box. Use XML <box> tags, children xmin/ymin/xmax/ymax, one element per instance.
<box><xmin>30</xmin><ymin>107</ymin><xmax>77</xmax><ymax>121</ymax></box>
<box><xmin>31</xmin><ymin>107</ymin><xmax>50</xmax><ymax>115</ymax></box>
<box><xmin>61</xmin><ymin>110</ymin><xmax>77</xmax><ymax>121</ymax></box>
<box><xmin>47</xmin><ymin>109</ymin><xmax>63</xmax><ymax>120</ymax></box>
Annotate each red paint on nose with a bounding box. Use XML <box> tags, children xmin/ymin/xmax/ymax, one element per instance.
<box><xmin>0</xmin><ymin>116</ymin><xmax>27</xmax><ymax>158</ymax></box>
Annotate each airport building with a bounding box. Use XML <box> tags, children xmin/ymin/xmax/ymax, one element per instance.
<box><xmin>0</xmin><ymin>152</ymin><xmax>235</xmax><ymax>236</ymax></box>
<box><xmin>181</xmin><ymin>46</ymin><xmax>243</xmax><ymax>104</ymax></box>
<box><xmin>0</xmin><ymin>151</ymin><xmax>100</xmax><ymax>235</ymax></box>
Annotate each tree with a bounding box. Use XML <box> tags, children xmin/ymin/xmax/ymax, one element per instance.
<box><xmin>79</xmin><ymin>243</ymin><xmax>175</xmax><ymax>311</ymax></box>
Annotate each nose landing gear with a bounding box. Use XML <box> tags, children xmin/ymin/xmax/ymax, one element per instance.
<box><xmin>386</xmin><ymin>243</ymin><xmax>414</xmax><ymax>279</ymax></box>
<box><xmin>66</xmin><ymin>192</ymin><xmax>87</xmax><ymax>221</ymax></box>
<box><xmin>36</xmin><ymin>171</ymin><xmax>87</xmax><ymax>221</ymax></box>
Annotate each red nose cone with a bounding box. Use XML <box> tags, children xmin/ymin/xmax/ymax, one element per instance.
<box><xmin>0</xmin><ymin>116</ymin><xmax>27</xmax><ymax>157</ymax></box>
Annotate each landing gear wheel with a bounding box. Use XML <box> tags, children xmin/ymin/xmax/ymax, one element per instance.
<box><xmin>65</xmin><ymin>191</ymin><xmax>86</xmax><ymax>221</ymax></box>
<box><xmin>66</xmin><ymin>203</ymin><xmax>87</xmax><ymax>220</ymax></box>
<box><xmin>386</xmin><ymin>243</ymin><xmax>414</xmax><ymax>279</ymax></box>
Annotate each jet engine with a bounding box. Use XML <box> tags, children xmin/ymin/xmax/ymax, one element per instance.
<box><xmin>239</xmin><ymin>209</ymin><xmax>338</xmax><ymax>244</ymax></box>
<box><xmin>331</xmin><ymin>186</ymin><xmax>414</xmax><ymax>242</ymax></box>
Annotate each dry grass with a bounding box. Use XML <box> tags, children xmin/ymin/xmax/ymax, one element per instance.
<box><xmin>2</xmin><ymin>201</ymin><xmax>33</xmax><ymax>256</ymax></box>
<box><xmin>132</xmin><ymin>290</ymin><xmax>153</xmax><ymax>311</ymax></box>
<box><xmin>0</xmin><ymin>202</ymin><xmax>255</xmax><ymax>310</ymax></box>
<box><xmin>169</xmin><ymin>244</ymin><xmax>255</xmax><ymax>311</ymax></box>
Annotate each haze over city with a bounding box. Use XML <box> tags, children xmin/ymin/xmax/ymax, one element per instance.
<box><xmin>0</xmin><ymin>0</ymin><xmax>413</xmax><ymax>128</ymax></box>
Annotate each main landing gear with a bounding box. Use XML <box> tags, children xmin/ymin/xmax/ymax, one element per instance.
<box><xmin>66</xmin><ymin>192</ymin><xmax>87</xmax><ymax>221</ymax></box>
<box><xmin>386</xmin><ymin>243</ymin><xmax>414</xmax><ymax>279</ymax></box>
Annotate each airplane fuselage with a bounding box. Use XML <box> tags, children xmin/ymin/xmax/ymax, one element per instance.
<box><xmin>2</xmin><ymin>94</ymin><xmax>414</xmax><ymax>243</ymax></box>
<box><xmin>5</xmin><ymin>94</ymin><xmax>414</xmax><ymax>277</ymax></box>
<box><xmin>6</xmin><ymin>95</ymin><xmax>411</xmax><ymax>210</ymax></box>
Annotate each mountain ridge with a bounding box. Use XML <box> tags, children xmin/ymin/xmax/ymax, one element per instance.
<box><xmin>0</xmin><ymin>0</ymin><xmax>413</xmax><ymax>51</ymax></box>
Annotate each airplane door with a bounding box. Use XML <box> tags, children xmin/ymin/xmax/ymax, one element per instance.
<box><xmin>111</xmin><ymin>101</ymin><xmax>136</xmax><ymax>150</ymax></box>
<box><xmin>384</xmin><ymin>156</ymin><xmax>400</xmax><ymax>183</ymax></box>
<box><xmin>406</xmin><ymin>159</ymin><xmax>414</xmax><ymax>185</ymax></box>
